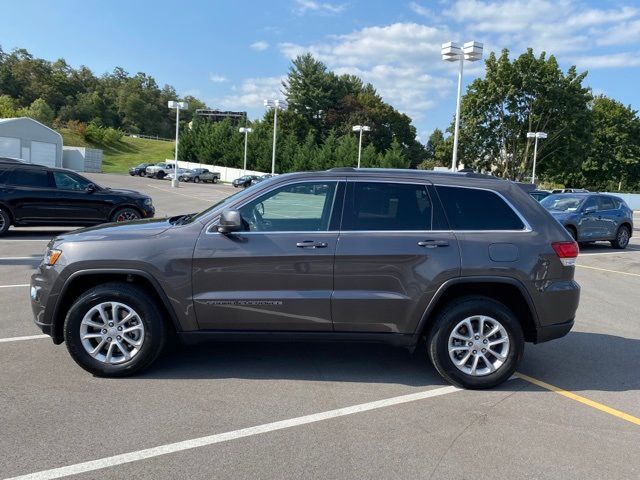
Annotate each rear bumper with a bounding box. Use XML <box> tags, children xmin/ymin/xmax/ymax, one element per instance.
<box><xmin>536</xmin><ymin>318</ymin><xmax>574</xmax><ymax>343</ymax></box>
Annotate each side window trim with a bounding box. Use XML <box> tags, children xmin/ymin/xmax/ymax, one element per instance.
<box><xmin>341</xmin><ymin>178</ymin><xmax>435</xmax><ymax>232</ymax></box>
<box><xmin>433</xmin><ymin>184</ymin><xmax>532</xmax><ymax>233</ymax></box>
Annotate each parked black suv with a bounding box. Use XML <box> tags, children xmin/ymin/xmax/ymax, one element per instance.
<box><xmin>0</xmin><ymin>158</ymin><xmax>155</xmax><ymax>235</ymax></box>
<box><xmin>31</xmin><ymin>169</ymin><xmax>580</xmax><ymax>388</ymax></box>
<box><xmin>129</xmin><ymin>163</ymin><xmax>154</xmax><ymax>176</ymax></box>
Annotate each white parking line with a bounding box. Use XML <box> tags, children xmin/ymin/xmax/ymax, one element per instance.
<box><xmin>0</xmin><ymin>334</ymin><xmax>49</xmax><ymax>343</ymax></box>
<box><xmin>5</xmin><ymin>384</ymin><xmax>461</xmax><ymax>480</ymax></box>
<box><xmin>0</xmin><ymin>284</ymin><xmax>30</xmax><ymax>289</ymax></box>
<box><xmin>0</xmin><ymin>257</ymin><xmax>40</xmax><ymax>260</ymax></box>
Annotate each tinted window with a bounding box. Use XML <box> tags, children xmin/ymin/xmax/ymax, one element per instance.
<box><xmin>597</xmin><ymin>196</ymin><xmax>616</xmax><ymax>211</ymax></box>
<box><xmin>0</xmin><ymin>167</ymin><xmax>9</xmax><ymax>184</ymax></box>
<box><xmin>436</xmin><ymin>186</ymin><xmax>525</xmax><ymax>230</ymax></box>
<box><xmin>343</xmin><ymin>182</ymin><xmax>432</xmax><ymax>231</ymax></box>
<box><xmin>582</xmin><ymin>197</ymin><xmax>597</xmax><ymax>211</ymax></box>
<box><xmin>239</xmin><ymin>181</ymin><xmax>337</xmax><ymax>232</ymax></box>
<box><xmin>53</xmin><ymin>171</ymin><xmax>91</xmax><ymax>191</ymax></box>
<box><xmin>7</xmin><ymin>169</ymin><xmax>50</xmax><ymax>188</ymax></box>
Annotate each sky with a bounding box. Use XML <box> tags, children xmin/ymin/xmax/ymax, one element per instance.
<box><xmin>2</xmin><ymin>0</ymin><xmax>640</xmax><ymax>143</ymax></box>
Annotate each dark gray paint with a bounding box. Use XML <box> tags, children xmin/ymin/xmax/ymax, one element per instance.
<box><xmin>31</xmin><ymin>169</ymin><xmax>581</xmax><ymax>347</ymax></box>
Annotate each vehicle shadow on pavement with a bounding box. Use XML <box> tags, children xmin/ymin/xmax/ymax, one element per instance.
<box><xmin>142</xmin><ymin>342</ymin><xmax>447</xmax><ymax>387</ymax></box>
<box><xmin>518</xmin><ymin>331</ymin><xmax>640</xmax><ymax>392</ymax></box>
<box><xmin>138</xmin><ymin>331</ymin><xmax>639</xmax><ymax>392</ymax></box>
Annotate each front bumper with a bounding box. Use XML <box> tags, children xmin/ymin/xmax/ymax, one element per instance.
<box><xmin>30</xmin><ymin>266</ymin><xmax>60</xmax><ymax>342</ymax></box>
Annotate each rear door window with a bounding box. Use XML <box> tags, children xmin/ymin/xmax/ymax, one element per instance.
<box><xmin>597</xmin><ymin>196</ymin><xmax>616</xmax><ymax>211</ymax></box>
<box><xmin>435</xmin><ymin>186</ymin><xmax>525</xmax><ymax>230</ymax></box>
<box><xmin>7</xmin><ymin>169</ymin><xmax>50</xmax><ymax>188</ymax></box>
<box><xmin>343</xmin><ymin>182</ymin><xmax>432</xmax><ymax>231</ymax></box>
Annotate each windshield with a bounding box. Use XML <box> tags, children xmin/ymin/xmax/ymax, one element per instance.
<box><xmin>540</xmin><ymin>194</ymin><xmax>585</xmax><ymax>212</ymax></box>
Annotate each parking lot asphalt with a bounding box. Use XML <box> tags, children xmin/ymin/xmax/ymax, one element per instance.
<box><xmin>1</xmin><ymin>173</ymin><xmax>639</xmax><ymax>479</ymax></box>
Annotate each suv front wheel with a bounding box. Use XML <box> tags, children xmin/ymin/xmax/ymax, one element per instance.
<box><xmin>427</xmin><ymin>296</ymin><xmax>524</xmax><ymax>389</ymax></box>
<box><xmin>64</xmin><ymin>282</ymin><xmax>166</xmax><ymax>377</ymax></box>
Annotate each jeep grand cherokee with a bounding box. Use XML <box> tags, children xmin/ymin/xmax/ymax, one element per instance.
<box><xmin>30</xmin><ymin>168</ymin><xmax>580</xmax><ymax>389</ymax></box>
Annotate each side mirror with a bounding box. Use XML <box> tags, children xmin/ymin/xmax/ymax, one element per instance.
<box><xmin>218</xmin><ymin>209</ymin><xmax>243</xmax><ymax>233</ymax></box>
<box><xmin>86</xmin><ymin>183</ymin><xmax>96</xmax><ymax>193</ymax></box>
<box><xmin>583</xmin><ymin>206</ymin><xmax>596</xmax><ymax>215</ymax></box>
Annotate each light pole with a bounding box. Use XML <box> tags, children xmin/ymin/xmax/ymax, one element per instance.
<box><xmin>239</xmin><ymin>127</ymin><xmax>253</xmax><ymax>176</ymax></box>
<box><xmin>263</xmin><ymin>99</ymin><xmax>287</xmax><ymax>174</ymax></box>
<box><xmin>527</xmin><ymin>131</ymin><xmax>547</xmax><ymax>184</ymax></box>
<box><xmin>352</xmin><ymin>125</ymin><xmax>371</xmax><ymax>168</ymax></box>
<box><xmin>441</xmin><ymin>40</ymin><xmax>483</xmax><ymax>172</ymax></box>
<box><xmin>167</xmin><ymin>100</ymin><xmax>188</xmax><ymax>188</ymax></box>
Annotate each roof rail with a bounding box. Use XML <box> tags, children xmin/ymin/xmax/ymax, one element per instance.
<box><xmin>327</xmin><ymin>167</ymin><xmax>356</xmax><ymax>172</ymax></box>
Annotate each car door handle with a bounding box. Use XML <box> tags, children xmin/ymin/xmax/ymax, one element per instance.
<box><xmin>296</xmin><ymin>241</ymin><xmax>328</xmax><ymax>249</ymax></box>
<box><xmin>418</xmin><ymin>240</ymin><xmax>449</xmax><ymax>248</ymax></box>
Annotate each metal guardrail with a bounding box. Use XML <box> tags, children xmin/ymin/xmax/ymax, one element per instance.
<box><xmin>124</xmin><ymin>132</ymin><xmax>173</xmax><ymax>142</ymax></box>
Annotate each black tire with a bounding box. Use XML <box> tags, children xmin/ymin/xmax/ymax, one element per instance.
<box><xmin>64</xmin><ymin>282</ymin><xmax>166</xmax><ymax>377</ymax></box>
<box><xmin>111</xmin><ymin>207</ymin><xmax>141</xmax><ymax>222</ymax></box>
<box><xmin>0</xmin><ymin>207</ymin><xmax>11</xmax><ymax>236</ymax></box>
<box><xmin>565</xmin><ymin>225</ymin><xmax>577</xmax><ymax>241</ymax></box>
<box><xmin>139</xmin><ymin>171</ymin><xmax>146</xmax><ymax>177</ymax></box>
<box><xmin>194</xmin><ymin>176</ymin><xmax>200</xmax><ymax>183</ymax></box>
<box><xmin>427</xmin><ymin>296</ymin><xmax>524</xmax><ymax>389</ymax></box>
<box><xmin>212</xmin><ymin>177</ymin><xmax>218</xmax><ymax>184</ymax></box>
<box><xmin>157</xmin><ymin>171</ymin><xmax>166</xmax><ymax>180</ymax></box>
<box><xmin>611</xmin><ymin>225</ymin><xmax>630</xmax><ymax>249</ymax></box>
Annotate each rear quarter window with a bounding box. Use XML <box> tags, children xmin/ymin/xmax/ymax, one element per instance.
<box><xmin>436</xmin><ymin>186</ymin><xmax>525</xmax><ymax>231</ymax></box>
<box><xmin>7</xmin><ymin>169</ymin><xmax>50</xmax><ymax>188</ymax></box>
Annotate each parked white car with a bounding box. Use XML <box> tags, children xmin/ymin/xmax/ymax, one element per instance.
<box><xmin>165</xmin><ymin>168</ymin><xmax>191</xmax><ymax>181</ymax></box>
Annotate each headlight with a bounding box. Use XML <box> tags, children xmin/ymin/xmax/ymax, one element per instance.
<box><xmin>43</xmin><ymin>249</ymin><xmax>62</xmax><ymax>266</ymax></box>
<box><xmin>143</xmin><ymin>198</ymin><xmax>153</xmax><ymax>206</ymax></box>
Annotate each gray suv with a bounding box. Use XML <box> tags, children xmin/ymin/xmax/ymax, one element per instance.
<box><xmin>31</xmin><ymin>169</ymin><xmax>580</xmax><ymax>389</ymax></box>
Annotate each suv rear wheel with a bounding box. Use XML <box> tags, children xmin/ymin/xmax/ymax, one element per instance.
<box><xmin>611</xmin><ymin>225</ymin><xmax>630</xmax><ymax>249</ymax></box>
<box><xmin>0</xmin><ymin>207</ymin><xmax>10</xmax><ymax>236</ymax></box>
<box><xmin>427</xmin><ymin>296</ymin><xmax>524</xmax><ymax>389</ymax></box>
<box><xmin>64</xmin><ymin>282</ymin><xmax>166</xmax><ymax>377</ymax></box>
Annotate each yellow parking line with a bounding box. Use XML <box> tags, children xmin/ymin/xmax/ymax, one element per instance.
<box><xmin>515</xmin><ymin>372</ymin><xmax>640</xmax><ymax>426</ymax></box>
<box><xmin>576</xmin><ymin>264</ymin><xmax>640</xmax><ymax>277</ymax></box>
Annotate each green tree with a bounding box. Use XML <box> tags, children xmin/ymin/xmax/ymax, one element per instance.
<box><xmin>0</xmin><ymin>94</ymin><xmax>18</xmax><ymax>117</ymax></box>
<box><xmin>582</xmin><ymin>96</ymin><xmax>640</xmax><ymax>191</ymax></box>
<box><xmin>381</xmin><ymin>139</ymin><xmax>408</xmax><ymax>168</ymax></box>
<box><xmin>455</xmin><ymin>48</ymin><xmax>592</xmax><ymax>181</ymax></box>
<box><xmin>22</xmin><ymin>98</ymin><xmax>55</xmax><ymax>125</ymax></box>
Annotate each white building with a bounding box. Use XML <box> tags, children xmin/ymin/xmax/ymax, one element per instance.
<box><xmin>0</xmin><ymin>117</ymin><xmax>63</xmax><ymax>168</ymax></box>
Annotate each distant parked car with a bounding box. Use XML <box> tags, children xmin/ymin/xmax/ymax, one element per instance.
<box><xmin>551</xmin><ymin>188</ymin><xmax>589</xmax><ymax>194</ymax></box>
<box><xmin>0</xmin><ymin>157</ymin><xmax>154</xmax><ymax>236</ymax></box>
<box><xmin>530</xmin><ymin>190</ymin><xmax>551</xmax><ymax>202</ymax></box>
<box><xmin>129</xmin><ymin>163</ymin><xmax>154</xmax><ymax>176</ymax></box>
<box><xmin>233</xmin><ymin>175</ymin><xmax>259</xmax><ymax>188</ymax></box>
<box><xmin>540</xmin><ymin>193</ymin><xmax>633</xmax><ymax>248</ymax></box>
<box><xmin>146</xmin><ymin>162</ymin><xmax>175</xmax><ymax>179</ymax></box>
<box><xmin>251</xmin><ymin>174</ymin><xmax>274</xmax><ymax>185</ymax></box>
<box><xmin>165</xmin><ymin>168</ymin><xmax>191</xmax><ymax>181</ymax></box>
<box><xmin>181</xmin><ymin>168</ymin><xmax>210</xmax><ymax>183</ymax></box>
<box><xmin>199</xmin><ymin>170</ymin><xmax>221</xmax><ymax>184</ymax></box>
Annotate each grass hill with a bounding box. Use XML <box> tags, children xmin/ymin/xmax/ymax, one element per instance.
<box><xmin>59</xmin><ymin>129</ymin><xmax>174</xmax><ymax>174</ymax></box>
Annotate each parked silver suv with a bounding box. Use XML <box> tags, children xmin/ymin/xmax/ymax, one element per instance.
<box><xmin>31</xmin><ymin>169</ymin><xmax>580</xmax><ymax>389</ymax></box>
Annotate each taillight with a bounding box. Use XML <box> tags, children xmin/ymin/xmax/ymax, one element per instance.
<box><xmin>552</xmin><ymin>241</ymin><xmax>579</xmax><ymax>267</ymax></box>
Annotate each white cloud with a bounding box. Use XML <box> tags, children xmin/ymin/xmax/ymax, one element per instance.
<box><xmin>209</xmin><ymin>74</ymin><xmax>228</xmax><ymax>83</ymax></box>
<box><xmin>250</xmin><ymin>41</ymin><xmax>269</xmax><ymax>51</ymax></box>
<box><xmin>409</xmin><ymin>2</ymin><xmax>432</xmax><ymax>17</ymax></box>
<box><xmin>281</xmin><ymin>23</ymin><xmax>449</xmax><ymax>68</ymax></box>
<box><xmin>217</xmin><ymin>77</ymin><xmax>287</xmax><ymax>110</ymax></box>
<box><xmin>595</xmin><ymin>19</ymin><xmax>640</xmax><ymax>46</ymax></box>
<box><xmin>293</xmin><ymin>0</ymin><xmax>346</xmax><ymax>15</ymax></box>
<box><xmin>573</xmin><ymin>52</ymin><xmax>640</xmax><ymax>69</ymax></box>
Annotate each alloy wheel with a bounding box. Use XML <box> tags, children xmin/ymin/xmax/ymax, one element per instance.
<box><xmin>116</xmin><ymin>210</ymin><xmax>139</xmax><ymax>222</ymax></box>
<box><xmin>448</xmin><ymin>315</ymin><xmax>510</xmax><ymax>376</ymax></box>
<box><xmin>79</xmin><ymin>301</ymin><xmax>145</xmax><ymax>364</ymax></box>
